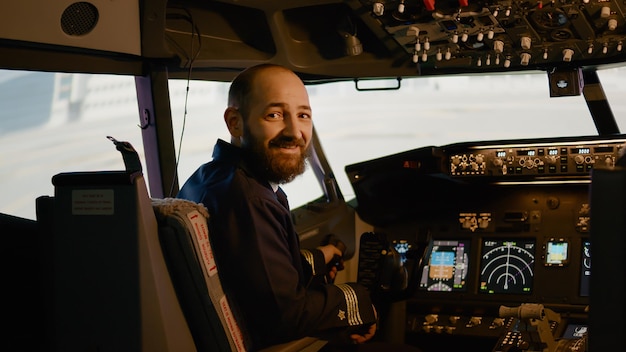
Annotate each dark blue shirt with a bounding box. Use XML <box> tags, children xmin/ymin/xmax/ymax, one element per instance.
<box><xmin>178</xmin><ymin>139</ymin><xmax>376</xmax><ymax>349</ymax></box>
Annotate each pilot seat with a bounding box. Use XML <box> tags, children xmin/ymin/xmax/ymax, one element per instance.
<box><xmin>36</xmin><ymin>137</ymin><xmax>326</xmax><ymax>352</ymax></box>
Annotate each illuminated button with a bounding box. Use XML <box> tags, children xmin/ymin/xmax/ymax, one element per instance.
<box><xmin>467</xmin><ymin>317</ymin><xmax>482</xmax><ymax>327</ymax></box>
<box><xmin>490</xmin><ymin>318</ymin><xmax>505</xmax><ymax>329</ymax></box>
<box><xmin>605</xmin><ymin>157</ymin><xmax>614</xmax><ymax>168</ymax></box>
<box><xmin>424</xmin><ymin>314</ymin><xmax>439</xmax><ymax>324</ymax></box>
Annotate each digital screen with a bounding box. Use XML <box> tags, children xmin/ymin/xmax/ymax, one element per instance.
<box><xmin>419</xmin><ymin>240</ymin><xmax>470</xmax><ymax>291</ymax></box>
<box><xmin>573</xmin><ymin>147</ymin><xmax>590</xmax><ymax>154</ymax></box>
<box><xmin>479</xmin><ymin>239</ymin><xmax>535</xmax><ymax>294</ymax></box>
<box><xmin>517</xmin><ymin>149</ymin><xmax>536</xmax><ymax>156</ymax></box>
<box><xmin>441</xmin><ymin>20</ymin><xmax>457</xmax><ymax>31</ymax></box>
<box><xmin>544</xmin><ymin>239</ymin><xmax>569</xmax><ymax>266</ymax></box>
<box><xmin>496</xmin><ymin>151</ymin><xmax>506</xmax><ymax>158</ymax></box>
<box><xmin>580</xmin><ymin>240</ymin><xmax>591</xmax><ymax>297</ymax></box>
<box><xmin>548</xmin><ymin>148</ymin><xmax>559</xmax><ymax>156</ymax></box>
<box><xmin>393</xmin><ymin>240</ymin><xmax>410</xmax><ymax>264</ymax></box>
<box><xmin>562</xmin><ymin>324</ymin><xmax>588</xmax><ymax>339</ymax></box>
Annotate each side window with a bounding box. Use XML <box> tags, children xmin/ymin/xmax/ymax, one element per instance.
<box><xmin>0</xmin><ymin>71</ymin><xmax>142</xmax><ymax>219</ymax></box>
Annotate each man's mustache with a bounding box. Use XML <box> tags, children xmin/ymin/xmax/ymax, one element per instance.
<box><xmin>269</xmin><ymin>136</ymin><xmax>306</xmax><ymax>149</ymax></box>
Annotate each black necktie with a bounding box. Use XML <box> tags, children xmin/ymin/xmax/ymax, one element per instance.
<box><xmin>276</xmin><ymin>187</ymin><xmax>289</xmax><ymax>210</ymax></box>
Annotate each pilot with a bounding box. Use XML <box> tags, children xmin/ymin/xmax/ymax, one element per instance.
<box><xmin>177</xmin><ymin>64</ymin><xmax>379</xmax><ymax>350</ymax></box>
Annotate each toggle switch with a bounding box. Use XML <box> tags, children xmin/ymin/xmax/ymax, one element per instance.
<box><xmin>562</xmin><ymin>49</ymin><xmax>574</xmax><ymax>62</ymax></box>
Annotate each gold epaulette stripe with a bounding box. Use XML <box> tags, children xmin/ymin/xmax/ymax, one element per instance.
<box><xmin>301</xmin><ymin>249</ymin><xmax>315</xmax><ymax>275</ymax></box>
<box><xmin>336</xmin><ymin>283</ymin><xmax>363</xmax><ymax>326</ymax></box>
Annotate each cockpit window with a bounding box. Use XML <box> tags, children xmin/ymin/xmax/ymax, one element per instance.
<box><xmin>1</xmin><ymin>68</ymin><xmax>625</xmax><ymax>218</ymax></box>
<box><xmin>0</xmin><ymin>71</ymin><xmax>143</xmax><ymax>219</ymax></box>
<box><xmin>168</xmin><ymin>67</ymin><xmax>626</xmax><ymax>209</ymax></box>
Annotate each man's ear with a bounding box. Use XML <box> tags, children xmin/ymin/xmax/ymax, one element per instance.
<box><xmin>224</xmin><ymin>107</ymin><xmax>243</xmax><ymax>138</ymax></box>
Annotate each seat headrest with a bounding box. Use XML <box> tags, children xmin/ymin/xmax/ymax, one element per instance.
<box><xmin>152</xmin><ymin>198</ymin><xmax>209</xmax><ymax>219</ymax></box>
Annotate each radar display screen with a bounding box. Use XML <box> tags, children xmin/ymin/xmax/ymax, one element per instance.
<box><xmin>479</xmin><ymin>239</ymin><xmax>535</xmax><ymax>294</ymax></box>
<box><xmin>419</xmin><ymin>240</ymin><xmax>470</xmax><ymax>292</ymax></box>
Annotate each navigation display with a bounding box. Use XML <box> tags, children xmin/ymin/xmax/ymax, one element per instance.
<box><xmin>544</xmin><ymin>239</ymin><xmax>569</xmax><ymax>266</ymax></box>
<box><xmin>580</xmin><ymin>240</ymin><xmax>591</xmax><ymax>297</ymax></box>
<box><xmin>479</xmin><ymin>239</ymin><xmax>535</xmax><ymax>294</ymax></box>
<box><xmin>419</xmin><ymin>240</ymin><xmax>470</xmax><ymax>292</ymax></box>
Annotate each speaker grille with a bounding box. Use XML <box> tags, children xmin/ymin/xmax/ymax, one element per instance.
<box><xmin>61</xmin><ymin>2</ymin><xmax>99</xmax><ymax>36</ymax></box>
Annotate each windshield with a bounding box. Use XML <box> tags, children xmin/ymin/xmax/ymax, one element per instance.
<box><xmin>170</xmin><ymin>68</ymin><xmax>626</xmax><ymax>208</ymax></box>
<box><xmin>1</xmin><ymin>68</ymin><xmax>625</xmax><ymax>219</ymax></box>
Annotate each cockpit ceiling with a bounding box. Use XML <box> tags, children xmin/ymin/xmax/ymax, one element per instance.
<box><xmin>0</xmin><ymin>0</ymin><xmax>625</xmax><ymax>81</ymax></box>
<box><xmin>161</xmin><ymin>0</ymin><xmax>626</xmax><ymax>80</ymax></box>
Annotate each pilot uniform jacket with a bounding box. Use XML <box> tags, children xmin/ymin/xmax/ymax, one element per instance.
<box><xmin>177</xmin><ymin>139</ymin><xmax>377</xmax><ymax>350</ymax></box>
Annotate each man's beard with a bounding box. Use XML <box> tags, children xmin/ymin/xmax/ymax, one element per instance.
<box><xmin>242</xmin><ymin>130</ymin><xmax>310</xmax><ymax>184</ymax></box>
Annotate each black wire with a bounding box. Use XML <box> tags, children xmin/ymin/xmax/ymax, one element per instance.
<box><xmin>167</xmin><ymin>7</ymin><xmax>202</xmax><ymax>197</ymax></box>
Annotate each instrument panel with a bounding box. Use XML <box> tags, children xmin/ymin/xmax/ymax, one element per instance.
<box><xmin>446</xmin><ymin>137</ymin><xmax>624</xmax><ymax>178</ymax></box>
<box><xmin>359</xmin><ymin>0</ymin><xmax>626</xmax><ymax>75</ymax></box>
<box><xmin>347</xmin><ymin>134</ymin><xmax>624</xmax><ymax>351</ymax></box>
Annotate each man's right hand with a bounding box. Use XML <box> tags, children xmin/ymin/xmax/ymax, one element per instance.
<box><xmin>349</xmin><ymin>323</ymin><xmax>376</xmax><ymax>344</ymax></box>
<box><xmin>350</xmin><ymin>305</ymin><xmax>378</xmax><ymax>344</ymax></box>
<box><xmin>317</xmin><ymin>243</ymin><xmax>343</xmax><ymax>265</ymax></box>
